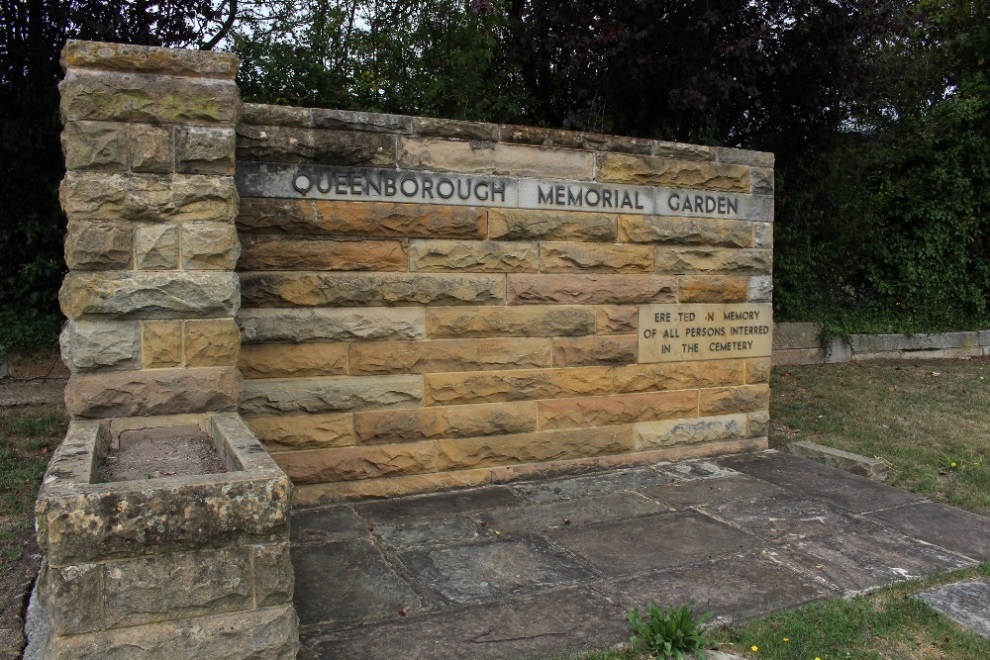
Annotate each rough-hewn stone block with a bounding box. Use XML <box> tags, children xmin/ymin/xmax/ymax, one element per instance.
<box><xmin>185</xmin><ymin>319</ymin><xmax>240</xmax><ymax>367</ymax></box>
<box><xmin>61</xmin><ymin>171</ymin><xmax>237</xmax><ymax>224</ymax></box>
<box><xmin>248</xmin><ymin>413</ymin><xmax>355</xmax><ymax>451</ymax></box>
<box><xmin>60</xmin><ymin>69</ymin><xmax>239</xmax><ymax>124</ymax></box>
<box><xmin>240</xmin><ymin>272</ymin><xmax>505</xmax><ymax>308</ymax></box>
<box><xmin>754</xmin><ymin>222</ymin><xmax>773</xmax><ymax>248</ymax></box>
<box><xmin>273</xmin><ymin>442</ymin><xmax>436</xmax><ymax>483</ymax></box>
<box><xmin>408</xmin><ymin>240</ymin><xmax>538</xmax><ymax>272</ymax></box>
<box><xmin>62</xmin><ymin>120</ymin><xmax>127</xmax><ymax>171</ymax></box>
<box><xmin>747</xmin><ymin>410</ymin><xmax>770</xmax><ymax>438</ymax></box>
<box><xmin>128</xmin><ymin>124</ymin><xmax>172</xmax><ymax>173</ymax></box>
<box><xmin>239</xmin><ymin>236</ymin><xmax>407</xmax><ymax>272</ymax></box>
<box><xmin>240</xmin><ymin>103</ymin><xmax>312</xmax><ymax>127</ymax></box>
<box><xmin>174</xmin><ymin>126</ymin><xmax>235</xmax><ymax>175</ymax></box>
<box><xmin>61</xmin><ymin>40</ymin><xmax>239</xmax><ymax>79</ymax></box>
<box><xmin>435</xmin><ymin>426</ymin><xmax>634</xmax><ymax>471</ymax></box>
<box><xmin>424</xmin><ymin>366</ymin><xmax>613</xmax><ymax>406</ymax></box>
<box><xmin>311</xmin><ymin>107</ymin><xmax>412</xmax><ymax>133</ymax></box>
<box><xmin>239</xmin><ymin>307</ymin><xmax>425</xmax><ymax>344</ymax></box>
<box><xmin>716</xmin><ymin>146</ymin><xmax>774</xmax><ymax>168</ymax></box>
<box><xmin>538</xmin><ymin>390</ymin><xmax>699</xmax><ymax>430</ymax></box>
<box><xmin>772</xmin><ymin>322</ymin><xmax>821</xmax><ymax>350</ymax></box>
<box><xmin>488</xmin><ymin>209</ymin><xmax>617</xmax><ymax>241</ymax></box>
<box><xmin>426</xmin><ymin>305</ymin><xmax>596</xmax><ymax>338</ymax></box>
<box><xmin>618</xmin><ymin>215</ymin><xmax>754</xmax><ymax>247</ymax></box>
<box><xmin>141</xmin><ymin>320</ymin><xmax>183</xmax><ymax>368</ymax></box>
<box><xmin>239</xmin><ymin>343</ymin><xmax>348</xmax><ymax>379</ymax></box>
<box><xmin>64</xmin><ymin>221</ymin><xmax>133</xmax><ymax>270</ymax></box>
<box><xmin>597</xmin><ymin>154</ymin><xmax>750</xmax><ymax>192</ymax></box>
<box><xmin>494</xmin><ymin>144</ymin><xmax>594</xmax><ymax>179</ymax></box>
<box><xmin>749</xmin><ymin>275</ymin><xmax>773</xmax><ymax>302</ymax></box>
<box><xmin>507</xmin><ymin>274</ymin><xmax>676</xmax><ymax>305</ymax></box>
<box><xmin>134</xmin><ymin>224</ymin><xmax>179</xmax><ymax>270</ymax></box>
<box><xmin>677</xmin><ymin>275</ymin><xmax>749</xmax><ymax>303</ymax></box>
<box><xmin>595</xmin><ymin>306</ymin><xmax>638</xmax><ymax>334</ymax></box>
<box><xmin>35</xmin><ymin>560</ymin><xmax>103</xmax><ymax>634</ymax></box>
<box><xmin>64</xmin><ymin>367</ymin><xmax>242</xmax><ymax>417</ymax></box>
<box><xmin>60</xmin><ymin>319</ymin><xmax>140</xmax><ymax>372</ymax></box>
<box><xmin>412</xmin><ymin>116</ymin><xmax>498</xmax><ymax>141</ymax></box>
<box><xmin>751</xmin><ymin>167</ymin><xmax>774</xmax><ymax>195</ymax></box>
<box><xmin>655</xmin><ymin>248</ymin><xmax>772</xmax><ymax>275</ymax></box>
<box><xmin>540</xmin><ymin>242</ymin><xmax>654</xmax><ymax>273</ymax></box>
<box><xmin>181</xmin><ymin>223</ymin><xmax>240</xmax><ymax>270</ymax></box>
<box><xmin>60</xmin><ymin>271</ymin><xmax>239</xmax><ymax>319</ymax></box>
<box><xmin>240</xmin><ymin>375</ymin><xmax>422</xmax><ymax>416</ymax></box>
<box><xmin>236</xmin><ymin>125</ymin><xmax>396</xmax><ymax>166</ymax></box>
<box><xmin>551</xmin><ymin>335</ymin><xmax>638</xmax><ymax>367</ymax></box>
<box><xmin>746</xmin><ymin>357</ymin><xmax>771</xmax><ymax>384</ymax></box>
<box><xmin>634</xmin><ymin>413</ymin><xmax>748</xmax><ymax>450</ymax></box>
<box><xmin>349</xmin><ymin>338</ymin><xmax>552</xmax><ymax>374</ymax></box>
<box><xmin>613</xmin><ymin>360</ymin><xmax>744</xmax><ymax>393</ymax></box>
<box><xmin>253</xmin><ymin>542</ymin><xmax>295</xmax><ymax>608</ymax></box>
<box><xmin>353</xmin><ymin>402</ymin><xmax>538</xmax><ymax>444</ymax></box>
<box><xmin>397</xmin><ymin>137</ymin><xmax>495</xmax><ymax>173</ymax></box>
<box><xmin>699</xmin><ymin>384</ymin><xmax>770</xmax><ymax>416</ymax></box>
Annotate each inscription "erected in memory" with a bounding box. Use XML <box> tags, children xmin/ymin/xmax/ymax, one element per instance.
<box><xmin>236</xmin><ymin>162</ymin><xmax>771</xmax><ymax>221</ymax></box>
<box><xmin>638</xmin><ymin>303</ymin><xmax>773</xmax><ymax>363</ymax></box>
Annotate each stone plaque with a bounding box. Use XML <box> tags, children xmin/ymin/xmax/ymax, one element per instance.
<box><xmin>638</xmin><ymin>303</ymin><xmax>772</xmax><ymax>363</ymax></box>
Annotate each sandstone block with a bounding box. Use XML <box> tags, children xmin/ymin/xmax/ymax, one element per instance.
<box><xmin>551</xmin><ymin>335</ymin><xmax>637</xmax><ymax>367</ymax></box>
<box><xmin>102</xmin><ymin>547</ymin><xmax>252</xmax><ymax>629</ymax></box>
<box><xmin>240</xmin><ymin>103</ymin><xmax>312</xmax><ymax>127</ymax></box>
<box><xmin>618</xmin><ymin>215</ymin><xmax>753</xmax><ymax>247</ymax></box>
<box><xmin>538</xmin><ymin>390</ymin><xmax>699</xmax><ymax>430</ymax></box>
<box><xmin>60</xmin><ymin>319</ymin><xmax>140</xmax><ymax>372</ymax></box>
<box><xmin>677</xmin><ymin>275</ymin><xmax>749</xmax><ymax>302</ymax></box>
<box><xmin>749</xmin><ymin>275</ymin><xmax>773</xmax><ymax>302</ymax></box>
<box><xmin>597</xmin><ymin>153</ymin><xmax>750</xmax><ymax>192</ymax></box>
<box><xmin>311</xmin><ymin>107</ymin><xmax>412</xmax><ymax>133</ymax></box>
<box><xmin>235</xmin><ymin>198</ymin><xmax>313</xmax><ymax>233</ymax></box>
<box><xmin>128</xmin><ymin>124</ymin><xmax>172</xmax><ymax>173</ymax></box>
<box><xmin>134</xmin><ymin>224</ymin><xmax>179</xmax><ymax>270</ymax></box>
<box><xmin>35</xmin><ymin>560</ymin><xmax>103</xmax><ymax>635</ymax></box>
<box><xmin>498</xmin><ymin>124</ymin><xmax>610</xmax><ymax>151</ymax></box>
<box><xmin>409</xmin><ymin>240</ymin><xmax>538</xmax><ymax>272</ymax></box>
<box><xmin>185</xmin><ymin>319</ymin><xmax>240</xmax><ymax>367</ymax></box>
<box><xmin>61</xmin><ymin>40</ymin><xmax>239</xmax><ymax>79</ymax></box>
<box><xmin>272</xmin><ymin>442</ymin><xmax>436</xmax><ymax>483</ymax></box>
<box><xmin>424</xmin><ymin>366</ymin><xmax>613</xmax><ymax>406</ymax></box>
<box><xmin>240</xmin><ymin>272</ymin><xmax>505</xmax><ymax>308</ymax></box>
<box><xmin>238</xmin><ymin>236</ymin><xmax>406</xmax><ymax>272</ymax></box>
<box><xmin>653</xmin><ymin>141</ymin><xmax>718</xmax><ymax>161</ymax></box>
<box><xmin>61</xmin><ymin>120</ymin><xmax>127</xmax><ymax>171</ymax></box>
<box><xmin>240</xmin><ymin>375</ymin><xmax>422</xmax><ymax>416</ymax></box>
<box><xmin>540</xmin><ymin>242</ymin><xmax>654</xmax><ymax>273</ymax></box>
<box><xmin>488</xmin><ymin>208</ymin><xmax>617</xmax><ymax>241</ymax></box>
<box><xmin>247</xmin><ymin>413</ymin><xmax>354</xmax><ymax>451</ymax></box>
<box><xmin>141</xmin><ymin>320</ymin><xmax>183</xmax><ymax>368</ymax></box>
<box><xmin>426</xmin><ymin>305</ymin><xmax>596</xmax><ymax>338</ymax></box>
<box><xmin>252</xmin><ymin>542</ymin><xmax>295</xmax><ymax>608</ymax></box>
<box><xmin>353</xmin><ymin>401</ymin><xmax>538</xmax><ymax>444</ymax></box>
<box><xmin>715</xmin><ymin>146</ymin><xmax>774</xmax><ymax>168</ymax></box>
<box><xmin>239</xmin><ymin>307</ymin><xmax>425</xmax><ymax>343</ymax></box>
<box><xmin>349</xmin><ymin>338</ymin><xmax>551</xmax><ymax>375</ymax></box>
<box><xmin>293</xmin><ymin>469</ymin><xmax>492</xmax><ymax>504</ymax></box>
<box><xmin>61</xmin><ymin>171</ymin><xmax>237</xmax><ymax>224</ymax></box>
<box><xmin>181</xmin><ymin>223</ymin><xmax>240</xmax><ymax>270</ymax></box>
<box><xmin>654</xmin><ymin>247</ymin><xmax>772</xmax><ymax>275</ymax></box>
<box><xmin>746</xmin><ymin>357</ymin><xmax>772</xmax><ymax>384</ymax></box>
<box><xmin>60</xmin><ymin>271</ymin><xmax>239</xmax><ymax>319</ymax></box>
<box><xmin>747</xmin><ymin>410</ymin><xmax>770</xmax><ymax>437</ymax></box>
<box><xmin>634</xmin><ymin>413</ymin><xmax>747</xmax><ymax>450</ymax></box>
<box><xmin>412</xmin><ymin>116</ymin><xmax>498</xmax><ymax>141</ymax></box>
<box><xmin>435</xmin><ymin>425</ymin><xmax>634</xmax><ymax>471</ymax></box>
<box><xmin>595</xmin><ymin>306</ymin><xmax>638</xmax><ymax>334</ymax></box>
<box><xmin>699</xmin><ymin>384</ymin><xmax>770</xmax><ymax>416</ymax></box>
<box><xmin>772</xmin><ymin>322</ymin><xmax>821</xmax><ymax>350</ymax></box>
<box><xmin>64</xmin><ymin>221</ymin><xmax>133</xmax><ymax>270</ymax></box>
<box><xmin>236</xmin><ymin>125</ymin><xmax>396</xmax><ymax>166</ymax></box>
<box><xmin>239</xmin><ymin>343</ymin><xmax>348</xmax><ymax>379</ymax></box>
<box><xmin>397</xmin><ymin>137</ymin><xmax>495</xmax><ymax>173</ymax></box>
<box><xmin>754</xmin><ymin>222</ymin><xmax>773</xmax><ymax>248</ymax></box>
<box><xmin>613</xmin><ymin>360</ymin><xmax>744</xmax><ymax>393</ymax></box>
<box><xmin>175</xmin><ymin>126</ymin><xmax>235</xmax><ymax>175</ymax></box>
<box><xmin>64</xmin><ymin>367</ymin><xmax>242</xmax><ymax>417</ymax></box>
<box><xmin>507</xmin><ymin>274</ymin><xmax>676</xmax><ymax>305</ymax></box>
<box><xmin>494</xmin><ymin>144</ymin><xmax>594</xmax><ymax>179</ymax></box>
<box><xmin>751</xmin><ymin>167</ymin><xmax>774</xmax><ymax>195</ymax></box>
<box><xmin>59</xmin><ymin>69</ymin><xmax>239</xmax><ymax>124</ymax></box>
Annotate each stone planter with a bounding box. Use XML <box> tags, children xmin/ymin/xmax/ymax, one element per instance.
<box><xmin>26</xmin><ymin>413</ymin><xmax>298</xmax><ymax>659</ymax></box>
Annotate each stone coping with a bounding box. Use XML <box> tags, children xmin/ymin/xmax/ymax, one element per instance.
<box><xmin>61</xmin><ymin>40</ymin><xmax>239</xmax><ymax>79</ymax></box>
<box><xmin>35</xmin><ymin>412</ymin><xmax>291</xmax><ymax>567</ymax></box>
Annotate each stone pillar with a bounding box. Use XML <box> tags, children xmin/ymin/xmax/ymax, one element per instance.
<box><xmin>58</xmin><ymin>41</ymin><xmax>243</xmax><ymax>418</ymax></box>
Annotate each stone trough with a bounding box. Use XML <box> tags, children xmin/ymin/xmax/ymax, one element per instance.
<box><xmin>26</xmin><ymin>413</ymin><xmax>298</xmax><ymax>659</ymax></box>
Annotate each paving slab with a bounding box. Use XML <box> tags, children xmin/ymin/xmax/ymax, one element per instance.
<box><xmin>546</xmin><ymin>510</ymin><xmax>761</xmax><ymax>578</ymax></box>
<box><xmin>867</xmin><ymin>502</ymin><xmax>990</xmax><ymax>560</ymax></box>
<box><xmin>510</xmin><ymin>466</ymin><xmax>675</xmax><ymax>503</ymax></box>
<box><xmin>290</xmin><ymin>505</ymin><xmax>370</xmax><ymax>544</ymax></box>
<box><xmin>372</xmin><ymin>515</ymin><xmax>492</xmax><ymax>550</ymax></box>
<box><xmin>698</xmin><ymin>492</ymin><xmax>875</xmax><ymax>543</ymax></box>
<box><xmin>354</xmin><ymin>485</ymin><xmax>524</xmax><ymax>522</ymax></box>
<box><xmin>715</xmin><ymin>450</ymin><xmax>924</xmax><ymax>513</ymax></box>
<box><xmin>917</xmin><ymin>580</ymin><xmax>990</xmax><ymax>640</ymax></box>
<box><xmin>643</xmin><ymin>473</ymin><xmax>787</xmax><ymax>509</ymax></box>
<box><xmin>484</xmin><ymin>491</ymin><xmax>668</xmax><ymax>534</ymax></box>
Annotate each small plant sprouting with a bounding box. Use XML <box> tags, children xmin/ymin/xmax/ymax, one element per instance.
<box><xmin>627</xmin><ymin>601</ymin><xmax>712</xmax><ymax>659</ymax></box>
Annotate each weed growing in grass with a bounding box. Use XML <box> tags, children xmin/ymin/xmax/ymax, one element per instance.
<box><xmin>627</xmin><ymin>602</ymin><xmax>711</xmax><ymax>659</ymax></box>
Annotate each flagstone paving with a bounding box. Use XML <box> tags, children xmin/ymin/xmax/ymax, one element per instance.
<box><xmin>292</xmin><ymin>450</ymin><xmax>990</xmax><ymax>659</ymax></box>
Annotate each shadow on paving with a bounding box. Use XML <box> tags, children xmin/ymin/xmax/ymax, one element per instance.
<box><xmin>291</xmin><ymin>451</ymin><xmax>990</xmax><ymax>659</ymax></box>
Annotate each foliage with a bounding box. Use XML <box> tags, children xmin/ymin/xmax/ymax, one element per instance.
<box><xmin>627</xmin><ymin>602</ymin><xmax>711</xmax><ymax>659</ymax></box>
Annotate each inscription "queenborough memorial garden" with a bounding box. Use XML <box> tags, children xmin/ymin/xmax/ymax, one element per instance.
<box><xmin>236</xmin><ymin>162</ymin><xmax>767</xmax><ymax>220</ymax></box>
